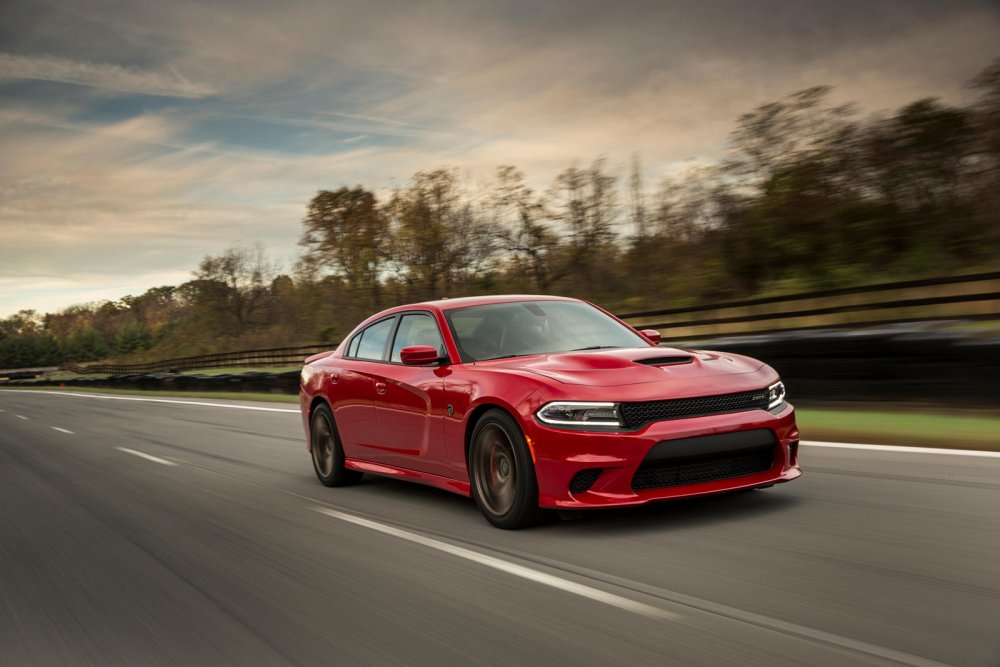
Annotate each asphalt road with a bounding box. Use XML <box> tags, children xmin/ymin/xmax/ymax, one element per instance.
<box><xmin>1</xmin><ymin>390</ymin><xmax>998</xmax><ymax>666</ymax></box>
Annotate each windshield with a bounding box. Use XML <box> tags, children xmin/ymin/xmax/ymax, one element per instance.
<box><xmin>444</xmin><ymin>300</ymin><xmax>649</xmax><ymax>362</ymax></box>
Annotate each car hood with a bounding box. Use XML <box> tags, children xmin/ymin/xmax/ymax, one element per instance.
<box><xmin>476</xmin><ymin>347</ymin><xmax>765</xmax><ymax>387</ymax></box>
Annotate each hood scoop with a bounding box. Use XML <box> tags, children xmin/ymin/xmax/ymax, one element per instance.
<box><xmin>633</xmin><ymin>355</ymin><xmax>693</xmax><ymax>366</ymax></box>
<box><xmin>487</xmin><ymin>347</ymin><xmax>762</xmax><ymax>386</ymax></box>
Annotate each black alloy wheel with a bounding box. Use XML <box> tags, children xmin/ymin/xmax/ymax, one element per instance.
<box><xmin>469</xmin><ymin>409</ymin><xmax>544</xmax><ymax>529</ymax></box>
<box><xmin>310</xmin><ymin>403</ymin><xmax>362</xmax><ymax>487</ymax></box>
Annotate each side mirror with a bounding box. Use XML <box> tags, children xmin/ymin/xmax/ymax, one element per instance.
<box><xmin>400</xmin><ymin>345</ymin><xmax>444</xmax><ymax>366</ymax></box>
<box><xmin>640</xmin><ymin>329</ymin><xmax>661</xmax><ymax>346</ymax></box>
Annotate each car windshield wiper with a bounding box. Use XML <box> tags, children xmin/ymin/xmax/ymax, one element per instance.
<box><xmin>570</xmin><ymin>345</ymin><xmax>620</xmax><ymax>351</ymax></box>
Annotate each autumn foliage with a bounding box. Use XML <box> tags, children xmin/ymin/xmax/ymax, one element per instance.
<box><xmin>3</xmin><ymin>60</ymin><xmax>999</xmax><ymax>368</ymax></box>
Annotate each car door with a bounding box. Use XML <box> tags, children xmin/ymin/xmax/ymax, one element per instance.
<box><xmin>332</xmin><ymin>315</ymin><xmax>396</xmax><ymax>461</ymax></box>
<box><xmin>372</xmin><ymin>312</ymin><xmax>451</xmax><ymax>476</ymax></box>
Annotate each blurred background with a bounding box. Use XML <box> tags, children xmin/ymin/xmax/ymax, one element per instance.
<box><xmin>3</xmin><ymin>62</ymin><xmax>999</xmax><ymax>352</ymax></box>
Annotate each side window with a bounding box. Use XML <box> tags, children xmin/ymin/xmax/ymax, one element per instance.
<box><xmin>354</xmin><ymin>317</ymin><xmax>394</xmax><ymax>361</ymax></box>
<box><xmin>346</xmin><ymin>334</ymin><xmax>361</xmax><ymax>358</ymax></box>
<box><xmin>390</xmin><ymin>314</ymin><xmax>445</xmax><ymax>363</ymax></box>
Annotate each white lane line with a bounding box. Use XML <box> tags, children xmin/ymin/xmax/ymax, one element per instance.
<box><xmin>4</xmin><ymin>389</ymin><xmax>996</xmax><ymax>458</ymax></box>
<box><xmin>802</xmin><ymin>440</ymin><xmax>1000</xmax><ymax>459</ymax></box>
<box><xmin>479</xmin><ymin>549</ymin><xmax>948</xmax><ymax>667</ymax></box>
<box><xmin>0</xmin><ymin>390</ymin><xmax>297</xmax><ymax>413</ymax></box>
<box><xmin>115</xmin><ymin>447</ymin><xmax>177</xmax><ymax>466</ymax></box>
<box><xmin>16</xmin><ymin>414</ymin><xmax>29</xmax><ymax>420</ymax></box>
<box><xmin>51</xmin><ymin>426</ymin><xmax>74</xmax><ymax>434</ymax></box>
<box><xmin>314</xmin><ymin>507</ymin><xmax>677</xmax><ymax>620</ymax></box>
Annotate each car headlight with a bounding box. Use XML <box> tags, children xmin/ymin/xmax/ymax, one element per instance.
<box><xmin>536</xmin><ymin>401</ymin><xmax>622</xmax><ymax>427</ymax></box>
<box><xmin>767</xmin><ymin>381</ymin><xmax>786</xmax><ymax>409</ymax></box>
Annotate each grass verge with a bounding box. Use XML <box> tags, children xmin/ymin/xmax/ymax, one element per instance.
<box><xmin>795</xmin><ymin>407</ymin><xmax>1000</xmax><ymax>451</ymax></box>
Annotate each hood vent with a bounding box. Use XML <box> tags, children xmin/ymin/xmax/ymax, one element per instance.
<box><xmin>633</xmin><ymin>355</ymin><xmax>693</xmax><ymax>366</ymax></box>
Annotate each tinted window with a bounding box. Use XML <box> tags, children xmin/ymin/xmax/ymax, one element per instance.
<box><xmin>346</xmin><ymin>334</ymin><xmax>361</xmax><ymax>357</ymax></box>
<box><xmin>445</xmin><ymin>300</ymin><xmax>647</xmax><ymax>362</ymax></box>
<box><xmin>390</xmin><ymin>313</ymin><xmax>445</xmax><ymax>363</ymax></box>
<box><xmin>354</xmin><ymin>317</ymin><xmax>394</xmax><ymax>361</ymax></box>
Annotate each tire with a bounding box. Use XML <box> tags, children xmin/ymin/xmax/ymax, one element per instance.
<box><xmin>469</xmin><ymin>409</ymin><xmax>544</xmax><ymax>529</ymax></box>
<box><xmin>310</xmin><ymin>403</ymin><xmax>362</xmax><ymax>487</ymax></box>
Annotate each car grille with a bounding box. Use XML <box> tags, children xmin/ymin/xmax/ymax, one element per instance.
<box><xmin>632</xmin><ymin>446</ymin><xmax>774</xmax><ymax>490</ymax></box>
<box><xmin>619</xmin><ymin>388</ymin><xmax>770</xmax><ymax>429</ymax></box>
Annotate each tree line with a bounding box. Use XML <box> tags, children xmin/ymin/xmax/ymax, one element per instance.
<box><xmin>3</xmin><ymin>58</ymin><xmax>999</xmax><ymax>370</ymax></box>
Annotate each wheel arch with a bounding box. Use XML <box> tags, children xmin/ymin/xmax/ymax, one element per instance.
<box><xmin>307</xmin><ymin>395</ymin><xmax>332</xmax><ymax>451</ymax></box>
<box><xmin>463</xmin><ymin>401</ymin><xmax>523</xmax><ymax>469</ymax></box>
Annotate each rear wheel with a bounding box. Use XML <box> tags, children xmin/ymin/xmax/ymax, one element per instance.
<box><xmin>469</xmin><ymin>409</ymin><xmax>543</xmax><ymax>529</ymax></box>
<box><xmin>310</xmin><ymin>403</ymin><xmax>362</xmax><ymax>487</ymax></box>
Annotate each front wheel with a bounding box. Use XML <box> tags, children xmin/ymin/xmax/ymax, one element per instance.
<box><xmin>310</xmin><ymin>403</ymin><xmax>362</xmax><ymax>487</ymax></box>
<box><xmin>469</xmin><ymin>409</ymin><xmax>544</xmax><ymax>529</ymax></box>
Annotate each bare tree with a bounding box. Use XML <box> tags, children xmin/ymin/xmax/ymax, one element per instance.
<box><xmin>489</xmin><ymin>166</ymin><xmax>562</xmax><ymax>291</ymax></box>
<box><xmin>629</xmin><ymin>155</ymin><xmax>647</xmax><ymax>240</ymax></box>
<box><xmin>726</xmin><ymin>86</ymin><xmax>855</xmax><ymax>184</ymax></box>
<box><xmin>193</xmin><ymin>243</ymin><xmax>280</xmax><ymax>329</ymax></box>
<box><xmin>548</xmin><ymin>158</ymin><xmax>619</xmax><ymax>283</ymax></box>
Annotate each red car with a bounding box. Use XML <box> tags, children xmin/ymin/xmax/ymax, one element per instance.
<box><xmin>300</xmin><ymin>295</ymin><xmax>801</xmax><ymax>528</ymax></box>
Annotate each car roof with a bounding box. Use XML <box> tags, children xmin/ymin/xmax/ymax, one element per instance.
<box><xmin>399</xmin><ymin>294</ymin><xmax>579</xmax><ymax>312</ymax></box>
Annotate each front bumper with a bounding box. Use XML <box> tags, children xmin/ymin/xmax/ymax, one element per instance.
<box><xmin>525</xmin><ymin>402</ymin><xmax>801</xmax><ymax>509</ymax></box>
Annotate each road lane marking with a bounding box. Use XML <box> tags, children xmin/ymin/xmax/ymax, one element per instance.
<box><xmin>16</xmin><ymin>414</ymin><xmax>29</xmax><ymax>420</ymax></box>
<box><xmin>179</xmin><ymin>459</ymin><xmax>947</xmax><ymax>667</ymax></box>
<box><xmin>115</xmin><ymin>447</ymin><xmax>177</xmax><ymax>466</ymax></box>
<box><xmin>802</xmin><ymin>440</ymin><xmax>1000</xmax><ymax>459</ymax></box>
<box><xmin>0</xmin><ymin>390</ymin><xmax>298</xmax><ymax>413</ymax></box>
<box><xmin>478</xmin><ymin>544</ymin><xmax>951</xmax><ymax>667</ymax></box>
<box><xmin>314</xmin><ymin>507</ymin><xmax>678</xmax><ymax>620</ymax></box>
<box><xmin>3</xmin><ymin>389</ymin><xmax>996</xmax><ymax>458</ymax></box>
<box><xmin>51</xmin><ymin>426</ymin><xmax>74</xmax><ymax>434</ymax></box>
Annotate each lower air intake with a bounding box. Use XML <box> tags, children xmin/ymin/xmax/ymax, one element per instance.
<box><xmin>569</xmin><ymin>468</ymin><xmax>602</xmax><ymax>494</ymax></box>
<box><xmin>632</xmin><ymin>445</ymin><xmax>774</xmax><ymax>491</ymax></box>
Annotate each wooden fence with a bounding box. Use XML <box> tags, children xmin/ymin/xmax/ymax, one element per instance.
<box><xmin>60</xmin><ymin>344</ymin><xmax>331</xmax><ymax>376</ymax></box>
<box><xmin>618</xmin><ymin>270</ymin><xmax>1000</xmax><ymax>342</ymax></box>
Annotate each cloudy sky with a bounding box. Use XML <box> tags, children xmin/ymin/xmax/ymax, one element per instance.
<box><xmin>1</xmin><ymin>0</ymin><xmax>997</xmax><ymax>316</ymax></box>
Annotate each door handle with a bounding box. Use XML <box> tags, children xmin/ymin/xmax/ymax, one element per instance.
<box><xmin>375</xmin><ymin>382</ymin><xmax>387</xmax><ymax>395</ymax></box>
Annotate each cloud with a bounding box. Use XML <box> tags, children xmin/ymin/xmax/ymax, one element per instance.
<box><xmin>0</xmin><ymin>52</ymin><xmax>216</xmax><ymax>98</ymax></box>
<box><xmin>235</xmin><ymin>113</ymin><xmax>453</xmax><ymax>141</ymax></box>
<box><xmin>319</xmin><ymin>110</ymin><xmax>433</xmax><ymax>130</ymax></box>
<box><xmin>1</xmin><ymin>0</ymin><xmax>998</xmax><ymax>317</ymax></box>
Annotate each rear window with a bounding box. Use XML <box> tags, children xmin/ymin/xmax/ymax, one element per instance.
<box><xmin>352</xmin><ymin>317</ymin><xmax>395</xmax><ymax>361</ymax></box>
<box><xmin>346</xmin><ymin>334</ymin><xmax>361</xmax><ymax>357</ymax></box>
